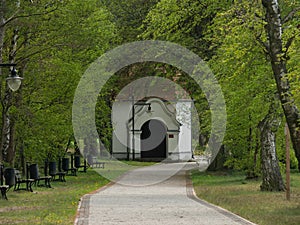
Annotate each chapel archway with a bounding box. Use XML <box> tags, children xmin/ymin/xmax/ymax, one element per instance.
<box><xmin>140</xmin><ymin>119</ymin><xmax>167</xmax><ymax>161</ymax></box>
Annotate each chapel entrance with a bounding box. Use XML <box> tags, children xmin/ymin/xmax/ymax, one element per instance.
<box><xmin>140</xmin><ymin>120</ymin><xmax>167</xmax><ymax>161</ymax></box>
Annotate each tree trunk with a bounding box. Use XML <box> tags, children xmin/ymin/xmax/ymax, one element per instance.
<box><xmin>6</xmin><ymin>119</ymin><xmax>15</xmax><ymax>165</ymax></box>
<box><xmin>0</xmin><ymin>27</ymin><xmax>18</xmax><ymax>166</ymax></box>
<box><xmin>1</xmin><ymin>106</ymin><xmax>11</xmax><ymax>163</ymax></box>
<box><xmin>262</xmin><ymin>0</ymin><xmax>300</xmax><ymax>172</ymax></box>
<box><xmin>207</xmin><ymin>145</ymin><xmax>226</xmax><ymax>171</ymax></box>
<box><xmin>0</xmin><ymin>0</ymin><xmax>6</xmax><ymax>163</ymax></box>
<box><xmin>0</xmin><ymin>0</ymin><xmax>5</xmax><ymax>58</ymax></box>
<box><xmin>246</xmin><ymin>128</ymin><xmax>260</xmax><ymax>179</ymax></box>
<box><xmin>259</xmin><ymin>100</ymin><xmax>285</xmax><ymax>191</ymax></box>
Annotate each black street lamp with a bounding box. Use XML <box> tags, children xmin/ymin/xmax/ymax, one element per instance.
<box><xmin>0</xmin><ymin>63</ymin><xmax>23</xmax><ymax>91</ymax></box>
<box><xmin>131</xmin><ymin>97</ymin><xmax>152</xmax><ymax>161</ymax></box>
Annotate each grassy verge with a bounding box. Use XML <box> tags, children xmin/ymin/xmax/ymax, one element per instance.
<box><xmin>0</xmin><ymin>169</ymin><xmax>108</xmax><ymax>225</ymax></box>
<box><xmin>0</xmin><ymin>161</ymin><xmax>155</xmax><ymax>225</ymax></box>
<box><xmin>192</xmin><ymin>170</ymin><xmax>300</xmax><ymax>225</ymax></box>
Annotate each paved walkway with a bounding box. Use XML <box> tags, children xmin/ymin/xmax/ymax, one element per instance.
<box><xmin>75</xmin><ymin>162</ymin><xmax>256</xmax><ymax>225</ymax></box>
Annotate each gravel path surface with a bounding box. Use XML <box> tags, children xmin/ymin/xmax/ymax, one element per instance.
<box><xmin>75</xmin><ymin>162</ymin><xmax>256</xmax><ymax>225</ymax></box>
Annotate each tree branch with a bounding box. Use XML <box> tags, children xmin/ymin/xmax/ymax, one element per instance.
<box><xmin>16</xmin><ymin>44</ymin><xmax>67</xmax><ymax>64</ymax></box>
<box><xmin>0</xmin><ymin>7</ymin><xmax>58</xmax><ymax>28</ymax></box>
<box><xmin>254</xmin><ymin>12</ymin><xmax>265</xmax><ymax>21</ymax></box>
<box><xmin>255</xmin><ymin>34</ymin><xmax>269</xmax><ymax>55</ymax></box>
<box><xmin>283</xmin><ymin>7</ymin><xmax>300</xmax><ymax>24</ymax></box>
<box><xmin>284</xmin><ymin>35</ymin><xmax>295</xmax><ymax>56</ymax></box>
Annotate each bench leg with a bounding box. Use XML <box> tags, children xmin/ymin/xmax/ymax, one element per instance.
<box><xmin>46</xmin><ymin>178</ymin><xmax>51</xmax><ymax>188</ymax></box>
<box><xmin>27</xmin><ymin>181</ymin><xmax>33</xmax><ymax>192</ymax></box>
<box><xmin>1</xmin><ymin>187</ymin><xmax>8</xmax><ymax>200</ymax></box>
<box><xmin>59</xmin><ymin>174</ymin><xmax>66</xmax><ymax>182</ymax></box>
<box><xmin>14</xmin><ymin>183</ymin><xmax>21</xmax><ymax>191</ymax></box>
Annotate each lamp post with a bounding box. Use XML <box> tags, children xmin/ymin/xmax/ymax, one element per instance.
<box><xmin>0</xmin><ymin>63</ymin><xmax>23</xmax><ymax>91</ymax></box>
<box><xmin>131</xmin><ymin>97</ymin><xmax>151</xmax><ymax>161</ymax></box>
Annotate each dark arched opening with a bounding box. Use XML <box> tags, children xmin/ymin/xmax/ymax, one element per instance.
<box><xmin>141</xmin><ymin>120</ymin><xmax>167</xmax><ymax>161</ymax></box>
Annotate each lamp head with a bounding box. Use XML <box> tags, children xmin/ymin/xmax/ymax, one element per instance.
<box><xmin>6</xmin><ymin>67</ymin><xmax>23</xmax><ymax>91</ymax></box>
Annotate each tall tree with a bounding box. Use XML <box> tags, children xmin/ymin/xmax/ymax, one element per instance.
<box><xmin>261</xmin><ymin>0</ymin><xmax>300</xmax><ymax>171</ymax></box>
<box><xmin>0</xmin><ymin>0</ymin><xmax>117</xmax><ymax>165</ymax></box>
<box><xmin>17</xmin><ymin>0</ymin><xmax>117</xmax><ymax>163</ymax></box>
<box><xmin>208</xmin><ymin>0</ymin><xmax>295</xmax><ymax>189</ymax></box>
<box><xmin>207</xmin><ymin>1</ymin><xmax>276</xmax><ymax>174</ymax></box>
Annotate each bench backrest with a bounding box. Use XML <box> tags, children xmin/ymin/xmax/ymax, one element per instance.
<box><xmin>14</xmin><ymin>170</ymin><xmax>23</xmax><ymax>181</ymax></box>
<box><xmin>3</xmin><ymin>168</ymin><xmax>16</xmax><ymax>186</ymax></box>
<box><xmin>29</xmin><ymin>164</ymin><xmax>39</xmax><ymax>179</ymax></box>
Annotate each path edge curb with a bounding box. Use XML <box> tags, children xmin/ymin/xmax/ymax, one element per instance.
<box><xmin>74</xmin><ymin>169</ymin><xmax>134</xmax><ymax>225</ymax></box>
<box><xmin>74</xmin><ymin>181</ymin><xmax>114</xmax><ymax>225</ymax></box>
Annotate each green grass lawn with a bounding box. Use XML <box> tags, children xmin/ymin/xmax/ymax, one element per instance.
<box><xmin>0</xmin><ymin>161</ymin><xmax>155</xmax><ymax>225</ymax></box>
<box><xmin>0</xmin><ymin>169</ymin><xmax>108</xmax><ymax>225</ymax></box>
<box><xmin>192</xmin><ymin>170</ymin><xmax>300</xmax><ymax>225</ymax></box>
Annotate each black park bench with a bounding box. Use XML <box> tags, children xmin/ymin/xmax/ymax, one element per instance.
<box><xmin>90</xmin><ymin>157</ymin><xmax>105</xmax><ymax>169</ymax></box>
<box><xmin>29</xmin><ymin>164</ymin><xmax>52</xmax><ymax>188</ymax></box>
<box><xmin>48</xmin><ymin>161</ymin><xmax>66</xmax><ymax>182</ymax></box>
<box><xmin>14</xmin><ymin>170</ymin><xmax>34</xmax><ymax>192</ymax></box>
